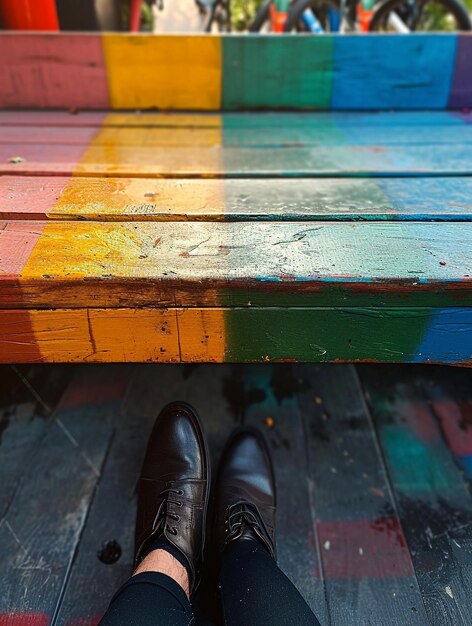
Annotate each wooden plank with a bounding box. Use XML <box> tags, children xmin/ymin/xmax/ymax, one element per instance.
<box><xmin>222</xmin><ymin>35</ymin><xmax>457</xmax><ymax>110</ymax></box>
<box><xmin>3</xmin><ymin>144</ymin><xmax>472</xmax><ymax>177</ymax></box>
<box><xmin>331</xmin><ymin>35</ymin><xmax>456</xmax><ymax>110</ymax></box>
<box><xmin>4</xmin><ymin>116</ymin><xmax>472</xmax><ymax>146</ymax></box>
<box><xmin>231</xmin><ymin>364</ymin><xmax>326</xmax><ymax>621</ymax></box>
<box><xmin>0</xmin><ymin>34</ymin><xmax>469</xmax><ymax>111</ymax></box>
<box><xmin>222</xmin><ymin>36</ymin><xmax>333</xmax><ymax>110</ymax></box>
<box><xmin>0</xmin><ymin>307</ymin><xmax>470</xmax><ymax>364</ymax></box>
<box><xmin>0</xmin><ymin>364</ymin><xmax>73</xmax><ymax>518</ymax></box>
<box><xmin>359</xmin><ymin>365</ymin><xmax>472</xmax><ymax>625</ymax></box>
<box><xmin>0</xmin><ymin>221</ymin><xmax>470</xmax><ymax>309</ymax></box>
<box><xmin>295</xmin><ymin>364</ymin><xmax>427</xmax><ymax>625</ymax></box>
<box><xmin>0</xmin><ymin>34</ymin><xmax>109</xmax><ymax>110</ymax></box>
<box><xmin>102</xmin><ymin>34</ymin><xmax>221</xmax><ymax>110</ymax></box>
<box><xmin>55</xmin><ymin>365</ymin><xmax>185</xmax><ymax>625</ymax></box>
<box><xmin>2</xmin><ymin>111</ymin><xmax>471</xmax><ymax>129</ymax></box>
<box><xmin>2</xmin><ymin>175</ymin><xmax>472</xmax><ymax>222</ymax></box>
<box><xmin>0</xmin><ymin>366</ymin><xmax>129</xmax><ymax>624</ymax></box>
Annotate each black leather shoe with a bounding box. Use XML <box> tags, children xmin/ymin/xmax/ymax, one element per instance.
<box><xmin>214</xmin><ymin>426</ymin><xmax>276</xmax><ymax>557</ymax></box>
<box><xmin>135</xmin><ymin>401</ymin><xmax>210</xmax><ymax>591</ymax></box>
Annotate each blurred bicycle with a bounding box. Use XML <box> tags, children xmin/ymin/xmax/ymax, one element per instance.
<box><xmin>283</xmin><ymin>0</ymin><xmax>471</xmax><ymax>31</ymax></box>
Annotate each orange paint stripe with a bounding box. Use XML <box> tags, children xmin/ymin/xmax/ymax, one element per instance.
<box><xmin>0</xmin><ymin>309</ymin><xmax>225</xmax><ymax>363</ymax></box>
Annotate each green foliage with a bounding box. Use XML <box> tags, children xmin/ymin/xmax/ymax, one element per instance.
<box><xmin>231</xmin><ymin>0</ymin><xmax>265</xmax><ymax>30</ymax></box>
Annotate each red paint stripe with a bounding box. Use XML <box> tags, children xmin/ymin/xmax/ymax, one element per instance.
<box><xmin>432</xmin><ymin>399</ymin><xmax>472</xmax><ymax>456</ymax></box>
<box><xmin>317</xmin><ymin>518</ymin><xmax>414</xmax><ymax>579</ymax></box>
<box><xmin>395</xmin><ymin>400</ymin><xmax>439</xmax><ymax>444</ymax></box>
<box><xmin>0</xmin><ymin>35</ymin><xmax>108</xmax><ymax>109</ymax></box>
<box><xmin>0</xmin><ymin>176</ymin><xmax>71</xmax><ymax>220</ymax></box>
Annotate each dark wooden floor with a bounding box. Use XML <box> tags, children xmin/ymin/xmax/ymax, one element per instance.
<box><xmin>1</xmin><ymin>363</ymin><xmax>471</xmax><ymax>626</ymax></box>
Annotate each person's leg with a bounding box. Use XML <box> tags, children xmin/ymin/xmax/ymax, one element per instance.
<box><xmin>100</xmin><ymin>552</ymin><xmax>192</xmax><ymax>626</ymax></box>
<box><xmin>213</xmin><ymin>427</ymin><xmax>321</xmax><ymax>626</ymax></box>
<box><xmin>100</xmin><ymin>402</ymin><xmax>211</xmax><ymax>625</ymax></box>
<box><xmin>219</xmin><ymin>538</ymin><xmax>320</xmax><ymax>626</ymax></box>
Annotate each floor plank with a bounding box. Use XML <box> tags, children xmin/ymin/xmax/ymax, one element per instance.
<box><xmin>3</xmin><ymin>176</ymin><xmax>472</xmax><ymax>222</ymax></box>
<box><xmin>359</xmin><ymin>365</ymin><xmax>472</xmax><ymax>626</ymax></box>
<box><xmin>0</xmin><ymin>366</ymin><xmax>129</xmax><ymax>625</ymax></box>
<box><xmin>0</xmin><ymin>364</ymin><xmax>74</xmax><ymax>518</ymax></box>
<box><xmin>296</xmin><ymin>364</ymin><xmax>427</xmax><ymax>626</ymax></box>
<box><xmin>234</xmin><ymin>364</ymin><xmax>326</xmax><ymax>623</ymax></box>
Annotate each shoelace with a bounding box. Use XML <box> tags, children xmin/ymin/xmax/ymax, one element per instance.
<box><xmin>154</xmin><ymin>485</ymin><xmax>184</xmax><ymax>536</ymax></box>
<box><xmin>225</xmin><ymin>500</ymin><xmax>268</xmax><ymax>543</ymax></box>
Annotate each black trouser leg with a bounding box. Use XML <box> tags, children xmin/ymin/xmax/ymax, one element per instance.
<box><xmin>218</xmin><ymin>539</ymin><xmax>321</xmax><ymax>626</ymax></box>
<box><xmin>99</xmin><ymin>572</ymin><xmax>193</xmax><ymax>626</ymax></box>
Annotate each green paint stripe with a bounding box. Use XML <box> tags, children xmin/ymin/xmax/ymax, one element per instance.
<box><xmin>221</xmin><ymin>36</ymin><xmax>334</xmax><ymax>110</ymax></box>
<box><xmin>224</xmin><ymin>307</ymin><xmax>438</xmax><ymax>362</ymax></box>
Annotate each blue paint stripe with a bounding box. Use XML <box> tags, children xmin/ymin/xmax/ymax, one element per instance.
<box><xmin>414</xmin><ymin>308</ymin><xmax>472</xmax><ymax>364</ymax></box>
<box><xmin>331</xmin><ymin>35</ymin><xmax>458</xmax><ymax>110</ymax></box>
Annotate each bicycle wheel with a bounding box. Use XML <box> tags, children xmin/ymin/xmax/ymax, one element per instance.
<box><xmin>203</xmin><ymin>0</ymin><xmax>231</xmax><ymax>31</ymax></box>
<box><xmin>249</xmin><ymin>0</ymin><xmax>272</xmax><ymax>31</ymax></box>
<box><xmin>284</xmin><ymin>0</ymin><xmax>341</xmax><ymax>32</ymax></box>
<box><xmin>369</xmin><ymin>0</ymin><xmax>471</xmax><ymax>31</ymax></box>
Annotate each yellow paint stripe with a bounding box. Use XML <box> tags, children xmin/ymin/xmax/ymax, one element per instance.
<box><xmin>0</xmin><ymin>309</ymin><xmax>225</xmax><ymax>363</ymax></box>
<box><xmin>48</xmin><ymin>177</ymin><xmax>226</xmax><ymax>221</ymax></box>
<box><xmin>102</xmin><ymin>35</ymin><xmax>222</xmax><ymax>110</ymax></box>
<box><xmin>75</xmin><ymin>112</ymin><xmax>223</xmax><ymax>177</ymax></box>
<box><xmin>104</xmin><ymin>113</ymin><xmax>223</xmax><ymax>127</ymax></box>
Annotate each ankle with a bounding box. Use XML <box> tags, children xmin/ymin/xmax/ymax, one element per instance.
<box><xmin>133</xmin><ymin>549</ymin><xmax>190</xmax><ymax>598</ymax></box>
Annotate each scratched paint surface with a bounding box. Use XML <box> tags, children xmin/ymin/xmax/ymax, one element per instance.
<box><xmin>0</xmin><ymin>108</ymin><xmax>471</xmax><ymax>364</ymax></box>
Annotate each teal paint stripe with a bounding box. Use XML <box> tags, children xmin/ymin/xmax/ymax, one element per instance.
<box><xmin>221</xmin><ymin>35</ymin><xmax>334</xmax><ymax>110</ymax></box>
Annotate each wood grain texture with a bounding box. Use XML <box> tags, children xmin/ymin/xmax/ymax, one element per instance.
<box><xmin>55</xmin><ymin>366</ymin><xmax>186</xmax><ymax>625</ymax></box>
<box><xmin>222</xmin><ymin>36</ymin><xmax>334</xmax><ymax>110</ymax></box>
<box><xmin>360</xmin><ymin>366</ymin><xmax>472</xmax><ymax>625</ymax></box>
<box><xmin>0</xmin><ymin>221</ymin><xmax>469</xmax><ymax>309</ymax></box>
<box><xmin>0</xmin><ymin>307</ymin><xmax>470</xmax><ymax>364</ymax></box>
<box><xmin>4</xmin><ymin>144</ymin><xmax>472</xmax><ymax>177</ymax></box>
<box><xmin>0</xmin><ymin>365</ymin><xmax>73</xmax><ymax>518</ymax></box>
<box><xmin>3</xmin><ymin>110</ymin><xmax>472</xmax><ymax>178</ymax></box>
<box><xmin>102</xmin><ymin>34</ymin><xmax>222</xmax><ymax>110</ymax></box>
<box><xmin>295</xmin><ymin>364</ymin><xmax>426</xmax><ymax>625</ymax></box>
<box><xmin>0</xmin><ymin>367</ymin><xmax>129</xmax><ymax>623</ymax></box>
<box><xmin>3</xmin><ymin>175</ymin><xmax>472</xmax><ymax>222</ymax></box>
<box><xmin>0</xmin><ymin>34</ymin><xmax>470</xmax><ymax>111</ymax></box>
<box><xmin>0</xmin><ymin>34</ymin><xmax>109</xmax><ymax>109</ymax></box>
<box><xmin>331</xmin><ymin>35</ymin><xmax>456</xmax><ymax>110</ymax></box>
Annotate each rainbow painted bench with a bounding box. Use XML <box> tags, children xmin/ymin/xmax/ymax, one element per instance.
<box><xmin>0</xmin><ymin>32</ymin><xmax>471</xmax><ymax>364</ymax></box>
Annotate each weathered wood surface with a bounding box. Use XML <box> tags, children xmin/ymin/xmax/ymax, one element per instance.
<box><xmin>0</xmin><ymin>221</ymin><xmax>470</xmax><ymax>308</ymax></box>
<box><xmin>3</xmin><ymin>109</ymin><xmax>472</xmax><ymax>178</ymax></box>
<box><xmin>296</xmin><ymin>364</ymin><xmax>427</xmax><ymax>625</ymax></box>
<box><xmin>0</xmin><ymin>110</ymin><xmax>470</xmax><ymax>365</ymax></box>
<box><xmin>1</xmin><ymin>33</ymin><xmax>471</xmax><ymax>110</ymax></box>
<box><xmin>360</xmin><ymin>366</ymin><xmax>472</xmax><ymax>625</ymax></box>
<box><xmin>3</xmin><ymin>175</ymin><xmax>472</xmax><ymax>222</ymax></box>
<box><xmin>0</xmin><ymin>307</ymin><xmax>470</xmax><ymax>364</ymax></box>
<box><xmin>0</xmin><ymin>366</ymin><xmax>130</xmax><ymax>624</ymax></box>
<box><xmin>2</xmin><ymin>363</ymin><xmax>472</xmax><ymax>624</ymax></box>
